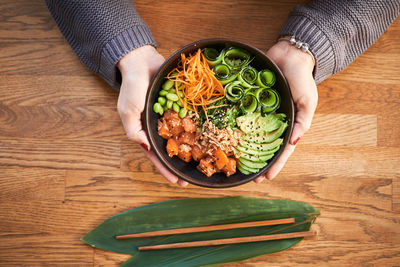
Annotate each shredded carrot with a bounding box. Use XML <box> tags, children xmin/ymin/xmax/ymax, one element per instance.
<box><xmin>167</xmin><ymin>49</ymin><xmax>225</xmax><ymax>118</ymax></box>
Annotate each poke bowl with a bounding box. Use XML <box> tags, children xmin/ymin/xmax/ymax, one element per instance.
<box><xmin>143</xmin><ymin>38</ymin><xmax>294</xmax><ymax>188</ymax></box>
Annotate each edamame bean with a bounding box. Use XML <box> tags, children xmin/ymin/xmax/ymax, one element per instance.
<box><xmin>153</xmin><ymin>102</ymin><xmax>163</xmax><ymax>114</ymax></box>
<box><xmin>158</xmin><ymin>96</ymin><xmax>166</xmax><ymax>106</ymax></box>
<box><xmin>179</xmin><ymin>108</ymin><xmax>187</xmax><ymax>118</ymax></box>
<box><xmin>159</xmin><ymin>90</ymin><xmax>168</xmax><ymax>96</ymax></box>
<box><xmin>162</xmin><ymin>80</ymin><xmax>174</xmax><ymax>91</ymax></box>
<box><xmin>177</xmin><ymin>99</ymin><xmax>183</xmax><ymax>107</ymax></box>
<box><xmin>166</xmin><ymin>93</ymin><xmax>179</xmax><ymax>102</ymax></box>
<box><xmin>166</xmin><ymin>99</ymin><xmax>173</xmax><ymax>109</ymax></box>
<box><xmin>172</xmin><ymin>103</ymin><xmax>180</xmax><ymax>113</ymax></box>
<box><xmin>178</xmin><ymin>91</ymin><xmax>184</xmax><ymax>98</ymax></box>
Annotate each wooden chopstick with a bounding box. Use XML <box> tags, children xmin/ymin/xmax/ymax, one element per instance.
<box><xmin>138</xmin><ymin>230</ymin><xmax>316</xmax><ymax>251</ymax></box>
<box><xmin>115</xmin><ymin>218</ymin><xmax>295</xmax><ymax>240</ymax></box>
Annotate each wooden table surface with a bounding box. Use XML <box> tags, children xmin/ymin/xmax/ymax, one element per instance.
<box><xmin>1</xmin><ymin>1</ymin><xmax>399</xmax><ymax>266</ymax></box>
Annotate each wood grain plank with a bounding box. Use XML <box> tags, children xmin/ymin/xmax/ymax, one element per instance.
<box><xmin>65</xmin><ymin>170</ymin><xmax>392</xmax><ymax>207</ymax></box>
<box><xmin>65</xmin><ymin>169</ymin><xmax>394</xmax><ymax>215</ymax></box>
<box><xmin>0</xmin><ymin>40</ymin><xmax>93</xmax><ymax>76</ymax></box>
<box><xmin>221</xmin><ymin>241</ymin><xmax>400</xmax><ymax>267</ymax></box>
<box><xmin>93</xmin><ymin>242</ymin><xmax>400</xmax><ymax>267</ymax></box>
<box><xmin>318</xmin><ymin>80</ymin><xmax>400</xmax><ymax>105</ymax></box>
<box><xmin>94</xmin><ymin>250</ymin><xmax>130</xmax><ymax>267</ymax></box>
<box><xmin>120</xmin><ymin>140</ymin><xmax>157</xmax><ymax>172</ymax></box>
<box><xmin>0</xmin><ymin>104</ymin><xmax>124</xmax><ymax>139</ymax></box>
<box><xmin>329</xmin><ymin>52</ymin><xmax>400</xmax><ymax>85</ymax></box>
<box><xmin>317</xmin><ymin>90</ymin><xmax>400</xmax><ymax>116</ymax></box>
<box><xmin>0</xmin><ymin>200</ymin><xmax>142</xmax><ymax>238</ymax></box>
<box><xmin>281</xmin><ymin>145</ymin><xmax>400</xmax><ymax>179</ymax></box>
<box><xmin>393</xmin><ymin>178</ymin><xmax>400</xmax><ymax>213</ymax></box>
<box><xmin>0</xmin><ymin>75</ymin><xmax>117</xmax><ymax>107</ymax></box>
<box><xmin>0</xmin><ymin>0</ymin><xmax>64</xmax><ymax>40</ymax></box>
<box><xmin>301</xmin><ymin>113</ymin><xmax>377</xmax><ymax>146</ymax></box>
<box><xmin>0</xmin><ymin>233</ymin><xmax>93</xmax><ymax>266</ymax></box>
<box><xmin>138</xmin><ymin>0</ymin><xmax>296</xmax><ymax>54</ymax></box>
<box><xmin>65</xmin><ymin>170</ymin><xmax>183</xmax><ymax>203</ymax></box>
<box><xmin>0</xmin><ymin>167</ymin><xmax>65</xmax><ymax>201</ymax></box>
<box><xmin>316</xmin><ymin>97</ymin><xmax>400</xmax><ymax>147</ymax></box>
<box><xmin>0</xmin><ymin>138</ymin><xmax>121</xmax><ymax>170</ymax></box>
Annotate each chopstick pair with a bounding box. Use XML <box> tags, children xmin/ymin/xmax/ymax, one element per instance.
<box><xmin>115</xmin><ymin>218</ymin><xmax>316</xmax><ymax>251</ymax></box>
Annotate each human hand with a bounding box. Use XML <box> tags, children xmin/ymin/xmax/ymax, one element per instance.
<box><xmin>117</xmin><ymin>45</ymin><xmax>189</xmax><ymax>187</ymax></box>
<box><xmin>254</xmin><ymin>40</ymin><xmax>318</xmax><ymax>183</ymax></box>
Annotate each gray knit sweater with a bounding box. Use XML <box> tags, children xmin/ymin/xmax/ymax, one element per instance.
<box><xmin>46</xmin><ymin>0</ymin><xmax>399</xmax><ymax>88</ymax></box>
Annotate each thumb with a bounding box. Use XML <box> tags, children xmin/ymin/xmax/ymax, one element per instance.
<box><xmin>120</xmin><ymin>108</ymin><xmax>151</xmax><ymax>150</ymax></box>
<box><xmin>288</xmin><ymin>74</ymin><xmax>318</xmax><ymax>145</ymax></box>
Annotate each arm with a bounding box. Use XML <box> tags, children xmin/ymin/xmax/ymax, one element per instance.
<box><xmin>46</xmin><ymin>1</ymin><xmax>188</xmax><ymax>186</ymax></box>
<box><xmin>278</xmin><ymin>0</ymin><xmax>400</xmax><ymax>83</ymax></box>
<box><xmin>45</xmin><ymin>0</ymin><xmax>156</xmax><ymax>89</ymax></box>
<box><xmin>257</xmin><ymin>0</ymin><xmax>399</xmax><ymax>181</ymax></box>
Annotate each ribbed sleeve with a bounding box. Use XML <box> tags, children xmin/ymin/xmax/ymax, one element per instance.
<box><xmin>45</xmin><ymin>0</ymin><xmax>157</xmax><ymax>89</ymax></box>
<box><xmin>279</xmin><ymin>0</ymin><xmax>400</xmax><ymax>83</ymax></box>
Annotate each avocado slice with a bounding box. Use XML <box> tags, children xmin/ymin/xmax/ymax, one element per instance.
<box><xmin>237</xmin><ymin>161</ymin><xmax>259</xmax><ymax>174</ymax></box>
<box><xmin>236</xmin><ymin>144</ymin><xmax>280</xmax><ymax>156</ymax></box>
<box><xmin>239</xmin><ymin>138</ymin><xmax>283</xmax><ymax>152</ymax></box>
<box><xmin>236</xmin><ymin>113</ymin><xmax>282</xmax><ymax>134</ymax></box>
<box><xmin>239</xmin><ymin>152</ymin><xmax>275</xmax><ymax>162</ymax></box>
<box><xmin>242</xmin><ymin>122</ymin><xmax>288</xmax><ymax>144</ymax></box>
<box><xmin>237</xmin><ymin>164</ymin><xmax>251</xmax><ymax>175</ymax></box>
<box><xmin>239</xmin><ymin>157</ymin><xmax>268</xmax><ymax>169</ymax></box>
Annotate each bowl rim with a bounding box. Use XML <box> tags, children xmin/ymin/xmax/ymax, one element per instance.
<box><xmin>143</xmin><ymin>38</ymin><xmax>294</xmax><ymax>188</ymax></box>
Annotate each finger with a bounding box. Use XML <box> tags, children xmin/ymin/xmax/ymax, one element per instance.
<box><xmin>143</xmin><ymin>150</ymin><xmax>180</xmax><ymax>184</ymax></box>
<box><xmin>177</xmin><ymin>179</ymin><xmax>189</xmax><ymax>187</ymax></box>
<box><xmin>121</xmin><ymin>110</ymin><xmax>151</xmax><ymax>150</ymax></box>
<box><xmin>265</xmin><ymin>143</ymin><xmax>296</xmax><ymax>180</ymax></box>
<box><xmin>290</xmin><ymin>92</ymin><xmax>317</xmax><ymax>145</ymax></box>
<box><xmin>253</xmin><ymin>176</ymin><xmax>265</xmax><ymax>183</ymax></box>
<box><xmin>288</xmin><ymin>75</ymin><xmax>318</xmax><ymax>145</ymax></box>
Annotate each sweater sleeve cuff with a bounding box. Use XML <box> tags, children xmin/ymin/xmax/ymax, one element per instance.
<box><xmin>278</xmin><ymin>15</ymin><xmax>335</xmax><ymax>84</ymax></box>
<box><xmin>98</xmin><ymin>24</ymin><xmax>157</xmax><ymax>90</ymax></box>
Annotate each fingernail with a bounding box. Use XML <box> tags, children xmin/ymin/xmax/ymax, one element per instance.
<box><xmin>291</xmin><ymin>137</ymin><xmax>300</xmax><ymax>145</ymax></box>
<box><xmin>140</xmin><ymin>143</ymin><xmax>149</xmax><ymax>151</ymax></box>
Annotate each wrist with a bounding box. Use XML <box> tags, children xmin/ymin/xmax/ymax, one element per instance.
<box><xmin>118</xmin><ymin>45</ymin><xmax>161</xmax><ymax>77</ymax></box>
<box><xmin>272</xmin><ymin>41</ymin><xmax>315</xmax><ymax>72</ymax></box>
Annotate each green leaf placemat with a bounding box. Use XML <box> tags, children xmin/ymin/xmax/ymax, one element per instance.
<box><xmin>81</xmin><ymin>196</ymin><xmax>319</xmax><ymax>266</ymax></box>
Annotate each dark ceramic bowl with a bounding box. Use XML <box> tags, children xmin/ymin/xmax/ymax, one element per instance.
<box><xmin>144</xmin><ymin>38</ymin><xmax>294</xmax><ymax>188</ymax></box>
